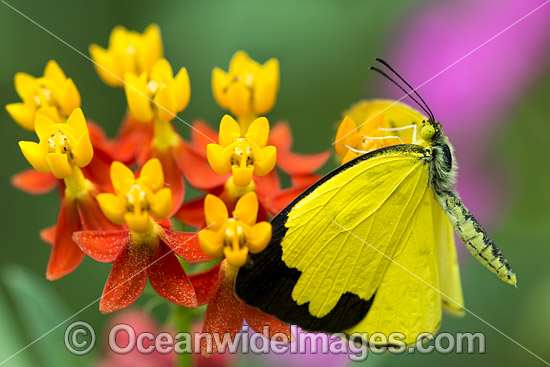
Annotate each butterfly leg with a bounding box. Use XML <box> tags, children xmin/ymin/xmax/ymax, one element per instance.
<box><xmin>377</xmin><ymin>124</ymin><xmax>418</xmax><ymax>143</ymax></box>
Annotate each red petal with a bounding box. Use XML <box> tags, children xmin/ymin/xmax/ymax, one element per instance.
<box><xmin>82</xmin><ymin>149</ymin><xmax>115</xmax><ymax>192</ymax></box>
<box><xmin>189</xmin><ymin>263</ymin><xmax>221</xmax><ymax>306</ymax></box>
<box><xmin>277</xmin><ymin>150</ymin><xmax>330</xmax><ymax>176</ymax></box>
<box><xmin>291</xmin><ymin>174</ymin><xmax>321</xmax><ymax>187</ymax></box>
<box><xmin>174</xmin><ymin>195</ymin><xmax>206</xmax><ymax>227</ymax></box>
<box><xmin>46</xmin><ymin>199</ymin><xmax>84</xmax><ymax>280</ymax></box>
<box><xmin>173</xmin><ymin>143</ymin><xmax>228</xmax><ymax>190</ymax></box>
<box><xmin>11</xmin><ymin>169</ymin><xmax>58</xmax><ymax>194</ymax></box>
<box><xmin>151</xmin><ymin>147</ymin><xmax>185</xmax><ymax>215</ymax></box>
<box><xmin>255</xmin><ymin>170</ymin><xmax>281</xmax><ymax>197</ymax></box>
<box><xmin>264</xmin><ymin>186</ymin><xmax>305</xmax><ymax>215</ymax></box>
<box><xmin>72</xmin><ymin>230</ymin><xmax>130</xmax><ymax>263</ymax></box>
<box><xmin>148</xmin><ymin>242</ymin><xmax>197</xmax><ymax>307</ymax></box>
<box><xmin>190</xmin><ymin>120</ymin><xmax>218</xmax><ymax>157</ymax></box>
<box><xmin>77</xmin><ymin>193</ymin><xmax>121</xmax><ymax>231</ymax></box>
<box><xmin>268</xmin><ymin>121</ymin><xmax>292</xmax><ymax>151</ymax></box>
<box><xmin>201</xmin><ymin>261</ymin><xmax>244</xmax><ymax>355</ymax></box>
<box><xmin>40</xmin><ymin>225</ymin><xmax>56</xmax><ymax>246</ymax></box>
<box><xmin>99</xmin><ymin>244</ymin><xmax>148</xmax><ymax>314</ymax></box>
<box><xmin>162</xmin><ymin>228</ymin><xmax>212</xmax><ymax>263</ymax></box>
<box><xmin>244</xmin><ymin>304</ymin><xmax>294</xmax><ymax>341</ymax></box>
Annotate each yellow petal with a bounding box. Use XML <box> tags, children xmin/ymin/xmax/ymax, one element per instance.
<box><xmin>65</xmin><ymin>108</ymin><xmax>87</xmax><ymax>135</ymax></box>
<box><xmin>357</xmin><ymin>112</ymin><xmax>386</xmax><ymax>136</ymax></box>
<box><xmin>151</xmin><ymin>58</ymin><xmax>173</xmax><ymax>81</ymax></box>
<box><xmin>233</xmin><ymin>191</ymin><xmax>258</xmax><ymax>226</ymax></box>
<box><xmin>335</xmin><ymin>116</ymin><xmax>358</xmax><ymax>157</ymax></box>
<box><xmin>138</xmin><ymin>24</ymin><xmax>163</xmax><ymax>73</ymax></box>
<box><xmin>60</xmin><ymin>79</ymin><xmax>81</xmax><ymax>116</ymax></box>
<box><xmin>342</xmin><ymin>149</ymin><xmax>359</xmax><ymax>165</ymax></box>
<box><xmin>224</xmin><ymin>245</ymin><xmax>248</xmax><ymax>268</ymax></box>
<box><xmin>204</xmin><ymin>194</ymin><xmax>228</xmax><ymax>229</ymax></box>
<box><xmin>198</xmin><ymin>229</ymin><xmax>224</xmax><ymax>258</ymax></box>
<box><xmin>72</xmin><ymin>133</ymin><xmax>94</xmax><ymax>168</ymax></box>
<box><xmin>245</xmin><ymin>117</ymin><xmax>269</xmax><ymax>147</ymax></box>
<box><xmin>36</xmin><ymin>106</ymin><xmax>60</xmax><ymax>123</ymax></box>
<box><xmin>19</xmin><ymin>141</ymin><xmax>50</xmax><ymax>173</ymax></box>
<box><xmin>44</xmin><ymin>60</ymin><xmax>66</xmax><ymax>86</ymax></box>
<box><xmin>150</xmin><ymin>187</ymin><xmax>172</xmax><ymax>219</ymax></box>
<box><xmin>6</xmin><ymin>103</ymin><xmax>35</xmax><ymax>131</ymax></box>
<box><xmin>89</xmin><ymin>44</ymin><xmax>122</xmax><ymax>87</ymax></box>
<box><xmin>232</xmin><ymin>166</ymin><xmax>254</xmax><ymax>186</ymax></box>
<box><xmin>174</xmin><ymin>67</ymin><xmax>190</xmax><ymax>112</ymax></box>
<box><xmin>253</xmin><ymin>58</ymin><xmax>279</xmax><ymax>114</ymax></box>
<box><xmin>45</xmin><ymin>153</ymin><xmax>73</xmax><ymax>179</ymax></box>
<box><xmin>14</xmin><ymin>73</ymin><xmax>36</xmax><ymax>100</ymax></box>
<box><xmin>125</xmin><ymin>212</ymin><xmax>151</xmax><ymax>233</ymax></box>
<box><xmin>229</xmin><ymin>51</ymin><xmax>250</xmax><ymax>74</ymax></box>
<box><xmin>226</xmin><ymin>82</ymin><xmax>251</xmax><ymax>117</ymax></box>
<box><xmin>139</xmin><ymin>158</ymin><xmax>164</xmax><ymax>191</ymax></box>
<box><xmin>34</xmin><ymin>114</ymin><xmax>55</xmax><ymax>139</ymax></box>
<box><xmin>124</xmin><ymin>72</ymin><xmax>153</xmax><ymax>122</ymax></box>
<box><xmin>212</xmin><ymin>67</ymin><xmax>229</xmax><ymax>109</ymax></box>
<box><xmin>154</xmin><ymin>85</ymin><xmax>177</xmax><ymax>122</ymax></box>
<box><xmin>97</xmin><ymin>193</ymin><xmax>126</xmax><ymax>224</ymax></box>
<box><xmin>218</xmin><ymin>114</ymin><xmax>241</xmax><ymax>147</ymax></box>
<box><xmin>110</xmin><ymin>161</ymin><xmax>135</xmax><ymax>194</ymax></box>
<box><xmin>247</xmin><ymin>221</ymin><xmax>272</xmax><ymax>253</ymax></box>
<box><xmin>253</xmin><ymin>146</ymin><xmax>276</xmax><ymax>176</ymax></box>
<box><xmin>206</xmin><ymin>144</ymin><xmax>232</xmax><ymax>174</ymax></box>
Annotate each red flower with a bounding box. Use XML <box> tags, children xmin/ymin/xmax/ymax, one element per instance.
<box><xmin>191</xmin><ymin>260</ymin><xmax>293</xmax><ymax>356</ymax></box>
<box><xmin>74</xmin><ymin>225</ymin><xmax>208</xmax><ymax>313</ymax></box>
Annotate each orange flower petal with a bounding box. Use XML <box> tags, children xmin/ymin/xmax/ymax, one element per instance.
<box><xmin>73</xmin><ymin>230</ymin><xmax>129</xmax><ymax>263</ymax></box>
<box><xmin>11</xmin><ymin>169</ymin><xmax>57</xmax><ymax>195</ymax></box>
<box><xmin>201</xmin><ymin>261</ymin><xmax>244</xmax><ymax>356</ymax></box>
<box><xmin>162</xmin><ymin>228</ymin><xmax>212</xmax><ymax>263</ymax></box>
<box><xmin>46</xmin><ymin>199</ymin><xmax>84</xmax><ymax>280</ymax></box>
<box><xmin>189</xmin><ymin>263</ymin><xmax>221</xmax><ymax>306</ymax></box>
<box><xmin>99</xmin><ymin>244</ymin><xmax>148</xmax><ymax>314</ymax></box>
<box><xmin>148</xmin><ymin>242</ymin><xmax>197</xmax><ymax>308</ymax></box>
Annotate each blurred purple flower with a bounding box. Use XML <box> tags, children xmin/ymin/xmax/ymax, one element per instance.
<box><xmin>241</xmin><ymin>325</ymin><xmax>352</xmax><ymax>367</ymax></box>
<box><xmin>383</xmin><ymin>0</ymin><xmax>548</xmax><ymax>223</ymax></box>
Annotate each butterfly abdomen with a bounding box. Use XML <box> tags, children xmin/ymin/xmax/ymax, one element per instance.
<box><xmin>436</xmin><ymin>190</ymin><xmax>517</xmax><ymax>286</ymax></box>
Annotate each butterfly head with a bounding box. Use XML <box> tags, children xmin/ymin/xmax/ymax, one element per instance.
<box><xmin>419</xmin><ymin>119</ymin><xmax>442</xmax><ymax>143</ymax></box>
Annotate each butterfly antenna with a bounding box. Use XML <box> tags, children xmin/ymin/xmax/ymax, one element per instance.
<box><xmin>374</xmin><ymin>58</ymin><xmax>435</xmax><ymax>120</ymax></box>
<box><xmin>368</xmin><ymin>66</ymin><xmax>433</xmax><ymax>119</ymax></box>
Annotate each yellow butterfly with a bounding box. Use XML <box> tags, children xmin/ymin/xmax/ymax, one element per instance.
<box><xmin>235</xmin><ymin>59</ymin><xmax>516</xmax><ymax>346</ymax></box>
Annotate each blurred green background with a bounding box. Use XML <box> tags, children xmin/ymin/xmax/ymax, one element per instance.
<box><xmin>0</xmin><ymin>0</ymin><xmax>548</xmax><ymax>366</ymax></box>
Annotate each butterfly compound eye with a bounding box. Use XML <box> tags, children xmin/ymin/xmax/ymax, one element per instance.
<box><xmin>420</xmin><ymin>124</ymin><xmax>436</xmax><ymax>141</ymax></box>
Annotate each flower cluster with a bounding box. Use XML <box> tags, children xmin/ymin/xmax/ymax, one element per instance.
<box><xmin>7</xmin><ymin>24</ymin><xmax>331</xmax><ymax>356</ymax></box>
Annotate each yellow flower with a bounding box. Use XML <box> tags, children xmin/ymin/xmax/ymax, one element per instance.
<box><xmin>198</xmin><ymin>192</ymin><xmax>271</xmax><ymax>268</ymax></box>
<box><xmin>97</xmin><ymin>158</ymin><xmax>172</xmax><ymax>233</ymax></box>
<box><xmin>18</xmin><ymin>108</ymin><xmax>93</xmax><ymax>179</ymax></box>
<box><xmin>124</xmin><ymin>58</ymin><xmax>190</xmax><ymax>122</ymax></box>
<box><xmin>335</xmin><ymin>100</ymin><xmax>419</xmax><ymax>164</ymax></box>
<box><xmin>207</xmin><ymin>115</ymin><xmax>277</xmax><ymax>187</ymax></box>
<box><xmin>89</xmin><ymin>24</ymin><xmax>163</xmax><ymax>87</ymax></box>
<box><xmin>6</xmin><ymin>60</ymin><xmax>81</xmax><ymax>131</ymax></box>
<box><xmin>212</xmin><ymin>51</ymin><xmax>279</xmax><ymax>121</ymax></box>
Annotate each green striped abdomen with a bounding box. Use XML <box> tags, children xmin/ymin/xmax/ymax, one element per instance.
<box><xmin>436</xmin><ymin>190</ymin><xmax>517</xmax><ymax>286</ymax></box>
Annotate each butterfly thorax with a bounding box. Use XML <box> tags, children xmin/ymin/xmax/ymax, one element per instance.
<box><xmin>419</xmin><ymin>120</ymin><xmax>457</xmax><ymax>195</ymax></box>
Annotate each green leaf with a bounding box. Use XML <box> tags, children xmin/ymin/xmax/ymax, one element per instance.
<box><xmin>2</xmin><ymin>264</ymin><xmax>94</xmax><ymax>367</ymax></box>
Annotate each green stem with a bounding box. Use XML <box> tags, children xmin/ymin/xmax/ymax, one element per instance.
<box><xmin>176</xmin><ymin>306</ymin><xmax>193</xmax><ymax>367</ymax></box>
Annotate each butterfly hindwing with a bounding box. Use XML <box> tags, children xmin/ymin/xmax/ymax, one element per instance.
<box><xmin>236</xmin><ymin>144</ymin><xmax>438</xmax><ymax>335</ymax></box>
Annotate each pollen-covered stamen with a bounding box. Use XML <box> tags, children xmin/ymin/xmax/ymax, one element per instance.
<box><xmin>229</xmin><ymin>138</ymin><xmax>254</xmax><ymax>168</ymax></box>
<box><xmin>47</xmin><ymin>130</ymin><xmax>75</xmax><ymax>159</ymax></box>
<box><xmin>223</xmin><ymin>219</ymin><xmax>247</xmax><ymax>250</ymax></box>
<box><xmin>124</xmin><ymin>184</ymin><xmax>151</xmax><ymax>215</ymax></box>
